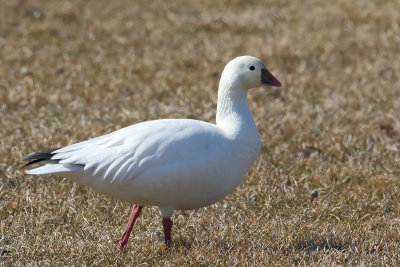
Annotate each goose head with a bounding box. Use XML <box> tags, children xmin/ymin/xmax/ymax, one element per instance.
<box><xmin>220</xmin><ymin>56</ymin><xmax>282</xmax><ymax>90</ymax></box>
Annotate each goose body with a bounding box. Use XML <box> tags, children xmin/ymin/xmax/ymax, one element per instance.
<box><xmin>22</xmin><ymin>56</ymin><xmax>282</xmax><ymax>248</ymax></box>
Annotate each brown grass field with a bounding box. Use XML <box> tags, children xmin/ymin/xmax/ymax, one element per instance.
<box><xmin>1</xmin><ymin>0</ymin><xmax>400</xmax><ymax>265</ymax></box>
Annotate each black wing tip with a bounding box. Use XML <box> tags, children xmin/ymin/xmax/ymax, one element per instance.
<box><xmin>20</xmin><ymin>147</ymin><xmax>61</xmax><ymax>169</ymax></box>
<box><xmin>21</xmin><ymin>147</ymin><xmax>60</xmax><ymax>160</ymax></box>
<box><xmin>21</xmin><ymin>158</ymin><xmax>47</xmax><ymax>169</ymax></box>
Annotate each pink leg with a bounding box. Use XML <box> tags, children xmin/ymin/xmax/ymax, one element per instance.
<box><xmin>162</xmin><ymin>218</ymin><xmax>173</xmax><ymax>247</ymax></box>
<box><xmin>115</xmin><ymin>204</ymin><xmax>143</xmax><ymax>249</ymax></box>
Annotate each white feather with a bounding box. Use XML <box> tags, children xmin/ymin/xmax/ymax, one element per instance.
<box><xmin>24</xmin><ymin>56</ymin><xmax>282</xmax><ymax>218</ymax></box>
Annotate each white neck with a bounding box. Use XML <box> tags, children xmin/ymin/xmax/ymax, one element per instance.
<box><xmin>216</xmin><ymin>77</ymin><xmax>259</xmax><ymax>141</ymax></box>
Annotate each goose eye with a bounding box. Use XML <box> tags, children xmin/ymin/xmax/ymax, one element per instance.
<box><xmin>249</xmin><ymin>66</ymin><xmax>255</xmax><ymax>71</ymax></box>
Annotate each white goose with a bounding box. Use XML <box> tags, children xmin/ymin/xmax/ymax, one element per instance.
<box><xmin>22</xmin><ymin>56</ymin><xmax>282</xmax><ymax>248</ymax></box>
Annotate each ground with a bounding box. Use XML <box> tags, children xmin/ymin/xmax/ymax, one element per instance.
<box><xmin>1</xmin><ymin>0</ymin><xmax>400</xmax><ymax>266</ymax></box>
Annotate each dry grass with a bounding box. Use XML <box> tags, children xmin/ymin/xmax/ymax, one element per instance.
<box><xmin>1</xmin><ymin>0</ymin><xmax>400</xmax><ymax>265</ymax></box>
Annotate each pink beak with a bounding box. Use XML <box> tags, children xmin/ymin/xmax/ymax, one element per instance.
<box><xmin>261</xmin><ymin>68</ymin><xmax>282</xmax><ymax>87</ymax></box>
